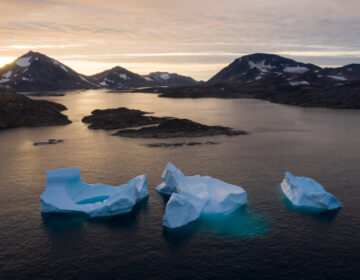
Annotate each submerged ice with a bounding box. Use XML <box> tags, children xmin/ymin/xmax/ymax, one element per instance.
<box><xmin>40</xmin><ymin>168</ymin><xmax>148</xmax><ymax>217</ymax></box>
<box><xmin>156</xmin><ymin>163</ymin><xmax>247</xmax><ymax>229</ymax></box>
<box><xmin>281</xmin><ymin>172</ymin><xmax>341</xmax><ymax>211</ymax></box>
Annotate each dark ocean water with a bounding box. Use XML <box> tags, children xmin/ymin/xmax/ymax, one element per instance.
<box><xmin>0</xmin><ymin>90</ymin><xmax>359</xmax><ymax>279</ymax></box>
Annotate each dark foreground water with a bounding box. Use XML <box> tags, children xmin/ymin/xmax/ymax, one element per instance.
<box><xmin>0</xmin><ymin>90</ymin><xmax>359</xmax><ymax>279</ymax></box>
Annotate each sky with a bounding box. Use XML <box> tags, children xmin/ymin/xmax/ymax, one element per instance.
<box><xmin>0</xmin><ymin>0</ymin><xmax>359</xmax><ymax>80</ymax></box>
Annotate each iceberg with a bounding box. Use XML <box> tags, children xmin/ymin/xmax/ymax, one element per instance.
<box><xmin>156</xmin><ymin>163</ymin><xmax>247</xmax><ymax>229</ymax></box>
<box><xmin>40</xmin><ymin>168</ymin><xmax>148</xmax><ymax>217</ymax></box>
<box><xmin>281</xmin><ymin>172</ymin><xmax>341</xmax><ymax>211</ymax></box>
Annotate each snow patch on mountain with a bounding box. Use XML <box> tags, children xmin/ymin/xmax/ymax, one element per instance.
<box><xmin>22</xmin><ymin>77</ymin><xmax>33</xmax><ymax>81</ymax></box>
<box><xmin>3</xmin><ymin>71</ymin><xmax>12</xmax><ymax>78</ymax></box>
<box><xmin>328</xmin><ymin>75</ymin><xmax>347</xmax><ymax>81</ymax></box>
<box><xmin>119</xmin><ymin>73</ymin><xmax>129</xmax><ymax>80</ymax></box>
<box><xmin>284</xmin><ymin>66</ymin><xmax>309</xmax><ymax>74</ymax></box>
<box><xmin>3</xmin><ymin>71</ymin><xmax>12</xmax><ymax>79</ymax></box>
<box><xmin>52</xmin><ymin>60</ymin><xmax>69</xmax><ymax>72</ymax></box>
<box><xmin>248</xmin><ymin>60</ymin><xmax>273</xmax><ymax>73</ymax></box>
<box><xmin>79</xmin><ymin>75</ymin><xmax>89</xmax><ymax>82</ymax></box>
<box><xmin>105</xmin><ymin>78</ymin><xmax>115</xmax><ymax>83</ymax></box>
<box><xmin>16</xmin><ymin>56</ymin><xmax>32</xmax><ymax>67</ymax></box>
<box><xmin>0</xmin><ymin>78</ymin><xmax>10</xmax><ymax>83</ymax></box>
<box><xmin>289</xmin><ymin>81</ymin><xmax>310</xmax><ymax>86</ymax></box>
<box><xmin>160</xmin><ymin>73</ymin><xmax>170</xmax><ymax>80</ymax></box>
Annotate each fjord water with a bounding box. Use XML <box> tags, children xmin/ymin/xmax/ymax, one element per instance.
<box><xmin>0</xmin><ymin>90</ymin><xmax>359</xmax><ymax>279</ymax></box>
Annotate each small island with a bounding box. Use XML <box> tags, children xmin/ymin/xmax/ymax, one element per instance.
<box><xmin>82</xmin><ymin>107</ymin><xmax>168</xmax><ymax>129</ymax></box>
<box><xmin>114</xmin><ymin>118</ymin><xmax>246</xmax><ymax>138</ymax></box>
<box><xmin>82</xmin><ymin>107</ymin><xmax>247</xmax><ymax>139</ymax></box>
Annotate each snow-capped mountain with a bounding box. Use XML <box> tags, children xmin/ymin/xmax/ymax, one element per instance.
<box><xmin>0</xmin><ymin>51</ymin><xmax>97</xmax><ymax>92</ymax></box>
<box><xmin>143</xmin><ymin>72</ymin><xmax>199</xmax><ymax>86</ymax></box>
<box><xmin>91</xmin><ymin>69</ymin><xmax>199</xmax><ymax>89</ymax></box>
<box><xmin>208</xmin><ymin>53</ymin><xmax>359</xmax><ymax>87</ymax></box>
<box><xmin>90</xmin><ymin>66</ymin><xmax>149</xmax><ymax>89</ymax></box>
<box><xmin>154</xmin><ymin>53</ymin><xmax>360</xmax><ymax>108</ymax></box>
<box><xmin>322</xmin><ymin>64</ymin><xmax>360</xmax><ymax>83</ymax></box>
<box><xmin>0</xmin><ymin>51</ymin><xmax>200</xmax><ymax>91</ymax></box>
<box><xmin>208</xmin><ymin>53</ymin><xmax>321</xmax><ymax>85</ymax></box>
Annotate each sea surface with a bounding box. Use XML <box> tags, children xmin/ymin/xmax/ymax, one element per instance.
<box><xmin>0</xmin><ymin>90</ymin><xmax>359</xmax><ymax>279</ymax></box>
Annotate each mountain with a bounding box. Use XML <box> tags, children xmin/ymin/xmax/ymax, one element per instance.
<box><xmin>0</xmin><ymin>89</ymin><xmax>71</xmax><ymax>129</ymax></box>
<box><xmin>209</xmin><ymin>53</ymin><xmax>332</xmax><ymax>86</ymax></box>
<box><xmin>322</xmin><ymin>64</ymin><xmax>360</xmax><ymax>82</ymax></box>
<box><xmin>90</xmin><ymin>66</ymin><xmax>149</xmax><ymax>89</ymax></box>
<box><xmin>90</xmin><ymin>69</ymin><xmax>199</xmax><ymax>89</ymax></box>
<box><xmin>0</xmin><ymin>51</ymin><xmax>97</xmax><ymax>92</ymax></box>
<box><xmin>151</xmin><ymin>53</ymin><xmax>360</xmax><ymax>109</ymax></box>
<box><xmin>143</xmin><ymin>72</ymin><xmax>199</xmax><ymax>86</ymax></box>
<box><xmin>0</xmin><ymin>51</ymin><xmax>199</xmax><ymax>92</ymax></box>
<box><xmin>215</xmin><ymin>53</ymin><xmax>360</xmax><ymax>88</ymax></box>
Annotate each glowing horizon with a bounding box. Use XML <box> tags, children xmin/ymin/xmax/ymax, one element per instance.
<box><xmin>0</xmin><ymin>0</ymin><xmax>359</xmax><ymax>80</ymax></box>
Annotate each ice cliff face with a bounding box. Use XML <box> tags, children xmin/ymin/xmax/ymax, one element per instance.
<box><xmin>40</xmin><ymin>168</ymin><xmax>148</xmax><ymax>217</ymax></box>
<box><xmin>281</xmin><ymin>172</ymin><xmax>341</xmax><ymax>211</ymax></box>
<box><xmin>156</xmin><ymin>163</ymin><xmax>247</xmax><ymax>229</ymax></box>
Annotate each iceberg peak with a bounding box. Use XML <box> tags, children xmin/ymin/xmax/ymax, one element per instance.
<box><xmin>281</xmin><ymin>171</ymin><xmax>341</xmax><ymax>211</ymax></box>
<box><xmin>157</xmin><ymin>163</ymin><xmax>247</xmax><ymax>229</ymax></box>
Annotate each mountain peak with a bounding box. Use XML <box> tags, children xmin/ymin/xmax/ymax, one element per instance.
<box><xmin>143</xmin><ymin>72</ymin><xmax>198</xmax><ymax>86</ymax></box>
<box><xmin>0</xmin><ymin>51</ymin><xmax>96</xmax><ymax>92</ymax></box>
<box><xmin>208</xmin><ymin>53</ymin><xmax>321</xmax><ymax>84</ymax></box>
<box><xmin>110</xmin><ymin>66</ymin><xmax>128</xmax><ymax>72</ymax></box>
<box><xmin>20</xmin><ymin>50</ymin><xmax>46</xmax><ymax>59</ymax></box>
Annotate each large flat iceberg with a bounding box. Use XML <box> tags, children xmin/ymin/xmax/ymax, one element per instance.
<box><xmin>156</xmin><ymin>163</ymin><xmax>247</xmax><ymax>229</ymax></box>
<box><xmin>40</xmin><ymin>168</ymin><xmax>148</xmax><ymax>217</ymax></box>
<box><xmin>281</xmin><ymin>172</ymin><xmax>341</xmax><ymax>211</ymax></box>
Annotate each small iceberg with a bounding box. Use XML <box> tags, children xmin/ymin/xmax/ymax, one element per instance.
<box><xmin>40</xmin><ymin>168</ymin><xmax>148</xmax><ymax>217</ymax></box>
<box><xmin>281</xmin><ymin>172</ymin><xmax>341</xmax><ymax>211</ymax></box>
<box><xmin>156</xmin><ymin>163</ymin><xmax>247</xmax><ymax>229</ymax></box>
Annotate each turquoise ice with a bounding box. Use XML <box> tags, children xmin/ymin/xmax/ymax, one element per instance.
<box><xmin>157</xmin><ymin>163</ymin><xmax>247</xmax><ymax>229</ymax></box>
<box><xmin>40</xmin><ymin>168</ymin><xmax>148</xmax><ymax>217</ymax></box>
<box><xmin>281</xmin><ymin>172</ymin><xmax>341</xmax><ymax>211</ymax></box>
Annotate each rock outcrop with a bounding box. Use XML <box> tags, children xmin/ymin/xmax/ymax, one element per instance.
<box><xmin>0</xmin><ymin>90</ymin><xmax>71</xmax><ymax>129</ymax></box>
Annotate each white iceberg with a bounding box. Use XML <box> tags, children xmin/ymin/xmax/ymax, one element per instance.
<box><xmin>40</xmin><ymin>168</ymin><xmax>148</xmax><ymax>217</ymax></box>
<box><xmin>156</xmin><ymin>163</ymin><xmax>247</xmax><ymax>229</ymax></box>
<box><xmin>281</xmin><ymin>172</ymin><xmax>341</xmax><ymax>211</ymax></box>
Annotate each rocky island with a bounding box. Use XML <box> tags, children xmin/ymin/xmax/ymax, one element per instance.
<box><xmin>82</xmin><ymin>107</ymin><xmax>247</xmax><ymax>138</ymax></box>
<box><xmin>0</xmin><ymin>90</ymin><xmax>71</xmax><ymax>129</ymax></box>
<box><xmin>113</xmin><ymin>118</ymin><xmax>246</xmax><ymax>138</ymax></box>
<box><xmin>82</xmin><ymin>107</ymin><xmax>168</xmax><ymax>129</ymax></box>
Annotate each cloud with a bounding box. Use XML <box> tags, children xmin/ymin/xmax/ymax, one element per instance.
<box><xmin>0</xmin><ymin>0</ymin><xmax>359</xmax><ymax>79</ymax></box>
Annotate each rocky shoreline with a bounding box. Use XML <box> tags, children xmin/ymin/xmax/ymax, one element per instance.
<box><xmin>113</xmin><ymin>118</ymin><xmax>247</xmax><ymax>138</ymax></box>
<box><xmin>0</xmin><ymin>90</ymin><xmax>71</xmax><ymax>129</ymax></box>
<box><xmin>133</xmin><ymin>82</ymin><xmax>360</xmax><ymax>109</ymax></box>
<box><xmin>82</xmin><ymin>107</ymin><xmax>247</xmax><ymax>139</ymax></box>
<box><xmin>144</xmin><ymin>141</ymin><xmax>219</xmax><ymax>148</ymax></box>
